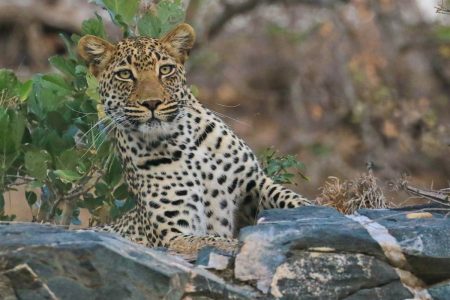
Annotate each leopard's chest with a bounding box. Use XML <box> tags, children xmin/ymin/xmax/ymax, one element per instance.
<box><xmin>114</xmin><ymin>114</ymin><xmax>261</xmax><ymax>237</ymax></box>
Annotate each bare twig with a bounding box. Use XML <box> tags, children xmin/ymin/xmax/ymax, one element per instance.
<box><xmin>436</xmin><ymin>0</ymin><xmax>450</xmax><ymax>14</ymax></box>
<box><xmin>206</xmin><ymin>0</ymin><xmax>349</xmax><ymax>41</ymax></box>
<box><xmin>390</xmin><ymin>176</ymin><xmax>449</xmax><ymax>206</ymax></box>
<box><xmin>60</xmin><ymin>200</ymin><xmax>76</xmax><ymax>226</ymax></box>
<box><xmin>47</xmin><ymin>169</ymin><xmax>103</xmax><ymax>223</ymax></box>
<box><xmin>402</xmin><ymin>184</ymin><xmax>449</xmax><ymax>205</ymax></box>
<box><xmin>44</xmin><ymin>183</ymin><xmax>61</xmax><ymax>222</ymax></box>
<box><xmin>65</xmin><ymin>177</ymin><xmax>103</xmax><ymax>203</ymax></box>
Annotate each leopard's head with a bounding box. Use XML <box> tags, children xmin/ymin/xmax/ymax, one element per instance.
<box><xmin>77</xmin><ymin>24</ymin><xmax>195</xmax><ymax>137</ymax></box>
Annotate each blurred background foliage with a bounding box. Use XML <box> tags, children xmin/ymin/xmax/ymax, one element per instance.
<box><xmin>0</xmin><ymin>0</ymin><xmax>449</xmax><ymax>226</ymax></box>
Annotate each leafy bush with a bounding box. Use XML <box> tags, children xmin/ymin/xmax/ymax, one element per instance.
<box><xmin>259</xmin><ymin>148</ymin><xmax>308</xmax><ymax>185</ymax></box>
<box><xmin>0</xmin><ymin>0</ymin><xmax>185</xmax><ymax>225</ymax></box>
<box><xmin>0</xmin><ymin>0</ymin><xmax>308</xmax><ymax>225</ymax></box>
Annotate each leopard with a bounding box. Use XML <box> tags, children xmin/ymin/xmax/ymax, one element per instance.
<box><xmin>77</xmin><ymin>23</ymin><xmax>310</xmax><ymax>257</ymax></box>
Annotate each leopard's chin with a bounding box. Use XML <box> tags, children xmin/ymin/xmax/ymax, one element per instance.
<box><xmin>137</xmin><ymin>121</ymin><xmax>174</xmax><ymax>142</ymax></box>
<box><xmin>146</xmin><ymin>118</ymin><xmax>162</xmax><ymax>126</ymax></box>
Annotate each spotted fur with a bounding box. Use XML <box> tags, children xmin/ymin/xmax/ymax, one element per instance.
<box><xmin>78</xmin><ymin>24</ymin><xmax>310</xmax><ymax>255</ymax></box>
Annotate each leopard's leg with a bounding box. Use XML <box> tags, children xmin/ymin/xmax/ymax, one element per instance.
<box><xmin>92</xmin><ymin>206</ymin><xmax>150</xmax><ymax>246</ymax></box>
<box><xmin>257</xmin><ymin>175</ymin><xmax>311</xmax><ymax>209</ymax></box>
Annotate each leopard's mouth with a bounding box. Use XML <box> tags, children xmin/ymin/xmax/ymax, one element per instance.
<box><xmin>147</xmin><ymin>118</ymin><xmax>162</xmax><ymax>126</ymax></box>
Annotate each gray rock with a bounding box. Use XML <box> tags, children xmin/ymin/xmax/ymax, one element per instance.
<box><xmin>257</xmin><ymin>205</ymin><xmax>344</xmax><ymax>224</ymax></box>
<box><xmin>357</xmin><ymin>206</ymin><xmax>450</xmax><ymax>284</ymax></box>
<box><xmin>428</xmin><ymin>280</ymin><xmax>450</xmax><ymax>300</ymax></box>
<box><xmin>269</xmin><ymin>251</ymin><xmax>409</xmax><ymax>300</ymax></box>
<box><xmin>342</xmin><ymin>281</ymin><xmax>413</xmax><ymax>300</ymax></box>
<box><xmin>0</xmin><ymin>224</ymin><xmax>257</xmax><ymax>300</ymax></box>
<box><xmin>236</xmin><ymin>205</ymin><xmax>449</xmax><ymax>299</ymax></box>
<box><xmin>1</xmin><ymin>205</ymin><xmax>448</xmax><ymax>300</ymax></box>
<box><xmin>236</xmin><ymin>206</ymin><xmax>387</xmax><ymax>293</ymax></box>
<box><xmin>196</xmin><ymin>247</ymin><xmax>232</xmax><ymax>271</ymax></box>
<box><xmin>255</xmin><ymin>206</ymin><xmax>385</xmax><ymax>259</ymax></box>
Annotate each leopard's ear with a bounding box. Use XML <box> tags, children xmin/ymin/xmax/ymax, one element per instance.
<box><xmin>161</xmin><ymin>23</ymin><xmax>195</xmax><ymax>64</ymax></box>
<box><xmin>77</xmin><ymin>35</ymin><xmax>115</xmax><ymax>77</ymax></box>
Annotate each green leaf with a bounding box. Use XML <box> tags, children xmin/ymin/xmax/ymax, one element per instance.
<box><xmin>53</xmin><ymin>169</ymin><xmax>83</xmax><ymax>183</ymax></box>
<box><xmin>30</xmin><ymin>127</ymin><xmax>74</xmax><ymax>156</ymax></box>
<box><xmin>0</xmin><ymin>69</ymin><xmax>19</xmax><ymax>95</ymax></box>
<box><xmin>157</xmin><ymin>0</ymin><xmax>185</xmax><ymax>36</ymax></box>
<box><xmin>41</xmin><ymin>74</ymin><xmax>72</xmax><ymax>93</ymax></box>
<box><xmin>266</xmin><ymin>163</ymin><xmax>280</xmax><ymax>176</ymax></box>
<box><xmin>55</xmin><ymin>149</ymin><xmax>81</xmax><ymax>172</ymax></box>
<box><xmin>81</xmin><ymin>195</ymin><xmax>104</xmax><ymax>210</ymax></box>
<box><xmin>19</xmin><ymin>80</ymin><xmax>32</xmax><ymax>102</ymax></box>
<box><xmin>81</xmin><ymin>13</ymin><xmax>107</xmax><ymax>38</ymax></box>
<box><xmin>137</xmin><ymin>13</ymin><xmax>162</xmax><ymax>38</ymax></box>
<box><xmin>29</xmin><ymin>74</ymin><xmax>69</xmax><ymax>115</ymax></box>
<box><xmin>76</xmin><ymin>159</ymin><xmax>91</xmax><ymax>175</ymax></box>
<box><xmin>27</xmin><ymin>181</ymin><xmax>44</xmax><ymax>189</ymax></box>
<box><xmin>96</xmin><ymin>0</ymin><xmax>139</xmax><ymax>24</ymax></box>
<box><xmin>85</xmin><ymin>73</ymin><xmax>100</xmax><ymax>102</ymax></box>
<box><xmin>25</xmin><ymin>191</ymin><xmax>37</xmax><ymax>206</ymax></box>
<box><xmin>49</xmin><ymin>56</ymin><xmax>77</xmax><ymax>78</ymax></box>
<box><xmin>32</xmin><ymin>84</ymin><xmax>61</xmax><ymax>113</ymax></box>
<box><xmin>260</xmin><ymin>148</ymin><xmax>308</xmax><ymax>184</ymax></box>
<box><xmin>0</xmin><ymin>69</ymin><xmax>28</xmax><ymax>105</ymax></box>
<box><xmin>113</xmin><ymin>183</ymin><xmax>128</xmax><ymax>199</ymax></box>
<box><xmin>24</xmin><ymin>149</ymin><xmax>51</xmax><ymax>181</ymax></box>
<box><xmin>104</xmin><ymin>156</ymin><xmax>122</xmax><ymax>187</ymax></box>
<box><xmin>59</xmin><ymin>33</ymin><xmax>77</xmax><ymax>60</ymax></box>
<box><xmin>138</xmin><ymin>0</ymin><xmax>185</xmax><ymax>38</ymax></box>
<box><xmin>0</xmin><ymin>109</ymin><xmax>26</xmax><ymax>155</ymax></box>
<box><xmin>47</xmin><ymin>111</ymin><xmax>69</xmax><ymax>133</ymax></box>
<box><xmin>95</xmin><ymin>182</ymin><xmax>110</xmax><ymax>196</ymax></box>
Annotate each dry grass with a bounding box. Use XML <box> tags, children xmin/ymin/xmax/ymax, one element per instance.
<box><xmin>316</xmin><ymin>171</ymin><xmax>389</xmax><ymax>214</ymax></box>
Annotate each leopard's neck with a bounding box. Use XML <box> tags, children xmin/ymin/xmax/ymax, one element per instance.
<box><xmin>113</xmin><ymin>97</ymin><xmax>219</xmax><ymax>187</ymax></box>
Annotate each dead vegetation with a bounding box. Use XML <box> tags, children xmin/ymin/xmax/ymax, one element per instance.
<box><xmin>316</xmin><ymin>170</ymin><xmax>388</xmax><ymax>214</ymax></box>
<box><xmin>316</xmin><ymin>170</ymin><xmax>450</xmax><ymax>214</ymax></box>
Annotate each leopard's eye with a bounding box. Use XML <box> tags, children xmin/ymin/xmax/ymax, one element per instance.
<box><xmin>159</xmin><ymin>65</ymin><xmax>175</xmax><ymax>76</ymax></box>
<box><xmin>115</xmin><ymin>69</ymin><xmax>133</xmax><ymax>81</ymax></box>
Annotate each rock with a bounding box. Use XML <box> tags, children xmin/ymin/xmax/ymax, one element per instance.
<box><xmin>236</xmin><ymin>205</ymin><xmax>450</xmax><ymax>299</ymax></box>
<box><xmin>0</xmin><ymin>224</ymin><xmax>257</xmax><ymax>300</ymax></box>
<box><xmin>196</xmin><ymin>247</ymin><xmax>232</xmax><ymax>271</ymax></box>
<box><xmin>428</xmin><ymin>280</ymin><xmax>450</xmax><ymax>300</ymax></box>
<box><xmin>236</xmin><ymin>206</ymin><xmax>388</xmax><ymax>293</ymax></box>
<box><xmin>1</xmin><ymin>205</ymin><xmax>449</xmax><ymax>299</ymax></box>
<box><xmin>342</xmin><ymin>281</ymin><xmax>413</xmax><ymax>300</ymax></box>
<box><xmin>356</xmin><ymin>205</ymin><xmax>450</xmax><ymax>284</ymax></box>
<box><xmin>269</xmin><ymin>252</ymin><xmax>410</xmax><ymax>300</ymax></box>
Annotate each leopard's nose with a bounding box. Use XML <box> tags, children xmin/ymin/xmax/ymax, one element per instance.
<box><xmin>140</xmin><ymin>99</ymin><xmax>162</xmax><ymax>111</ymax></box>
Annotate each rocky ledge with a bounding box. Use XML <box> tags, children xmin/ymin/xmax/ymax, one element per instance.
<box><xmin>0</xmin><ymin>205</ymin><xmax>449</xmax><ymax>300</ymax></box>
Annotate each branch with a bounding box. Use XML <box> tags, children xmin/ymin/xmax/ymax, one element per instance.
<box><xmin>403</xmin><ymin>184</ymin><xmax>449</xmax><ymax>204</ymax></box>
<box><xmin>392</xmin><ymin>178</ymin><xmax>449</xmax><ymax>205</ymax></box>
<box><xmin>60</xmin><ymin>200</ymin><xmax>75</xmax><ymax>226</ymax></box>
<box><xmin>46</xmin><ymin>169</ymin><xmax>102</xmax><ymax>222</ymax></box>
<box><xmin>64</xmin><ymin>174</ymin><xmax>102</xmax><ymax>201</ymax></box>
<box><xmin>436</xmin><ymin>1</ymin><xmax>450</xmax><ymax>14</ymax></box>
<box><xmin>206</xmin><ymin>0</ymin><xmax>350</xmax><ymax>41</ymax></box>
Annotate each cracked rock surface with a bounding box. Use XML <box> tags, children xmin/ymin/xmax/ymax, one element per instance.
<box><xmin>1</xmin><ymin>205</ymin><xmax>449</xmax><ymax>299</ymax></box>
